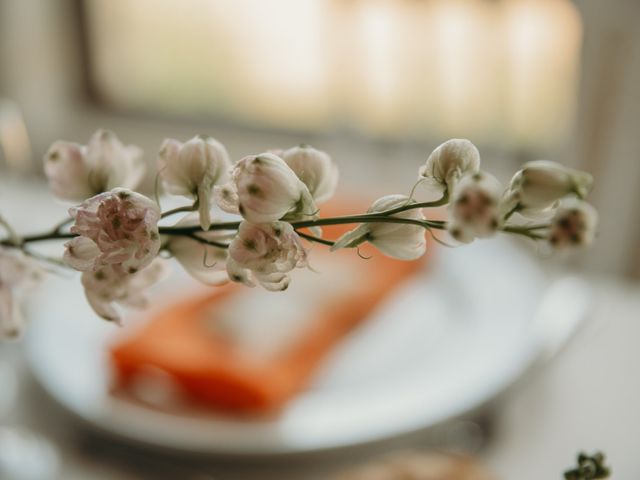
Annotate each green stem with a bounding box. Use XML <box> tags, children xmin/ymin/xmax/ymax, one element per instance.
<box><xmin>382</xmin><ymin>193</ymin><xmax>449</xmax><ymax>216</ymax></box>
<box><xmin>503</xmin><ymin>203</ymin><xmax>520</xmax><ymax>221</ymax></box>
<box><xmin>183</xmin><ymin>233</ymin><xmax>229</xmax><ymax>249</ymax></box>
<box><xmin>161</xmin><ymin>201</ymin><xmax>198</xmax><ymax>219</ymax></box>
<box><xmin>0</xmin><ymin>231</ymin><xmax>75</xmax><ymax>247</ymax></box>
<box><xmin>502</xmin><ymin>225</ymin><xmax>547</xmax><ymax>240</ymax></box>
<box><xmin>296</xmin><ymin>230</ymin><xmax>335</xmax><ymax>247</ymax></box>
<box><xmin>1</xmin><ymin>204</ymin><xmax>550</xmax><ymax>250</ymax></box>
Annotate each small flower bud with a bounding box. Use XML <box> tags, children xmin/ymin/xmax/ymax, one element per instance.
<box><xmin>504</xmin><ymin>160</ymin><xmax>593</xmax><ymax>215</ymax></box>
<box><xmin>448</xmin><ymin>171</ymin><xmax>502</xmax><ymax>244</ymax></box>
<box><xmin>218</xmin><ymin>153</ymin><xmax>317</xmax><ymax>224</ymax></box>
<box><xmin>419</xmin><ymin>139</ymin><xmax>481</xmax><ymax>193</ymax></box>
<box><xmin>44</xmin><ymin>129</ymin><xmax>145</xmax><ymax>202</ymax></box>
<box><xmin>281</xmin><ymin>145</ymin><xmax>339</xmax><ymax>204</ymax></box>
<box><xmin>158</xmin><ymin>135</ymin><xmax>232</xmax><ymax>230</ymax></box>
<box><xmin>332</xmin><ymin>194</ymin><xmax>426</xmax><ymax>260</ymax></box>
<box><xmin>548</xmin><ymin>198</ymin><xmax>598</xmax><ymax>249</ymax></box>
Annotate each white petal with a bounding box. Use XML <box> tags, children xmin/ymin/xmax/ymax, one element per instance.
<box><xmin>213</xmin><ymin>184</ymin><xmax>240</xmax><ymax>215</ymax></box>
<box><xmin>158</xmin><ymin>138</ymin><xmax>194</xmax><ymax>196</ymax></box>
<box><xmin>85</xmin><ymin>287</ymin><xmax>121</xmax><ymax>324</ymax></box>
<box><xmin>118</xmin><ymin>145</ymin><xmax>146</xmax><ymax>190</ymax></box>
<box><xmin>420</xmin><ymin>139</ymin><xmax>480</xmax><ymax>192</ymax></box>
<box><xmin>63</xmin><ymin>237</ymin><xmax>100</xmax><ymax>271</ymax></box>
<box><xmin>255</xmin><ymin>271</ymin><xmax>290</xmax><ymax>291</ymax></box>
<box><xmin>331</xmin><ymin>224</ymin><xmax>370</xmax><ymax>252</ymax></box>
<box><xmin>447</xmin><ymin>222</ymin><xmax>475</xmax><ymax>244</ymax></box>
<box><xmin>226</xmin><ymin>257</ymin><xmax>255</xmax><ymax>287</ymax></box>
<box><xmin>233</xmin><ymin>154</ymin><xmax>307</xmax><ymax>223</ymax></box>
<box><xmin>43</xmin><ymin>141</ymin><xmax>93</xmax><ymax>201</ymax></box>
<box><xmin>170</xmin><ymin>236</ymin><xmax>229</xmax><ymax>286</ymax></box>
<box><xmin>371</xmin><ymin>227</ymin><xmax>426</xmax><ymax>259</ymax></box>
<box><xmin>197</xmin><ymin>183</ymin><xmax>213</xmax><ymax>230</ymax></box>
<box><xmin>86</xmin><ymin>129</ymin><xmax>145</xmax><ymax>193</ymax></box>
<box><xmin>282</xmin><ymin>145</ymin><xmax>339</xmax><ymax>204</ymax></box>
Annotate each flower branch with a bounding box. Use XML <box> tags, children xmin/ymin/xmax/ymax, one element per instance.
<box><xmin>0</xmin><ymin>133</ymin><xmax>598</xmax><ymax>334</ymax></box>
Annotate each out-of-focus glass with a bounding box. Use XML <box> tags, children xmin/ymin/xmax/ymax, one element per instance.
<box><xmin>0</xmin><ymin>99</ymin><xmax>32</xmax><ymax>172</ymax></box>
<box><xmin>84</xmin><ymin>0</ymin><xmax>582</xmax><ymax>150</ymax></box>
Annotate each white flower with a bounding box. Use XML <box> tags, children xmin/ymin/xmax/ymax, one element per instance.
<box><xmin>419</xmin><ymin>139</ymin><xmax>480</xmax><ymax>193</ymax></box>
<box><xmin>281</xmin><ymin>145</ymin><xmax>339</xmax><ymax>204</ymax></box>
<box><xmin>227</xmin><ymin>221</ymin><xmax>307</xmax><ymax>291</ymax></box>
<box><xmin>158</xmin><ymin>135</ymin><xmax>231</xmax><ymax>230</ymax></box>
<box><xmin>166</xmin><ymin>214</ymin><xmax>229</xmax><ymax>285</ymax></box>
<box><xmin>215</xmin><ymin>153</ymin><xmax>317</xmax><ymax>224</ymax></box>
<box><xmin>43</xmin><ymin>129</ymin><xmax>145</xmax><ymax>202</ymax></box>
<box><xmin>0</xmin><ymin>248</ymin><xmax>42</xmax><ymax>339</ymax></box>
<box><xmin>331</xmin><ymin>194</ymin><xmax>426</xmax><ymax>260</ymax></box>
<box><xmin>447</xmin><ymin>171</ymin><xmax>503</xmax><ymax>244</ymax></box>
<box><xmin>81</xmin><ymin>259</ymin><xmax>167</xmax><ymax>323</ymax></box>
<box><xmin>503</xmin><ymin>160</ymin><xmax>593</xmax><ymax>215</ymax></box>
<box><xmin>548</xmin><ymin>198</ymin><xmax>598</xmax><ymax>249</ymax></box>
<box><xmin>64</xmin><ymin>189</ymin><xmax>161</xmax><ymax>275</ymax></box>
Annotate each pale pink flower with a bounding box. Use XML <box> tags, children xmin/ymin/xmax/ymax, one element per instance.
<box><xmin>419</xmin><ymin>139</ymin><xmax>481</xmax><ymax>193</ymax></box>
<box><xmin>64</xmin><ymin>189</ymin><xmax>161</xmax><ymax>274</ymax></box>
<box><xmin>166</xmin><ymin>214</ymin><xmax>230</xmax><ymax>285</ymax></box>
<box><xmin>447</xmin><ymin>171</ymin><xmax>503</xmax><ymax>244</ymax></box>
<box><xmin>215</xmin><ymin>153</ymin><xmax>317</xmax><ymax>224</ymax></box>
<box><xmin>281</xmin><ymin>145</ymin><xmax>339</xmax><ymax>204</ymax></box>
<box><xmin>227</xmin><ymin>221</ymin><xmax>307</xmax><ymax>291</ymax></box>
<box><xmin>503</xmin><ymin>160</ymin><xmax>593</xmax><ymax>217</ymax></box>
<box><xmin>332</xmin><ymin>194</ymin><xmax>426</xmax><ymax>260</ymax></box>
<box><xmin>81</xmin><ymin>259</ymin><xmax>167</xmax><ymax>323</ymax></box>
<box><xmin>0</xmin><ymin>248</ymin><xmax>42</xmax><ymax>339</ymax></box>
<box><xmin>43</xmin><ymin>129</ymin><xmax>145</xmax><ymax>202</ymax></box>
<box><xmin>548</xmin><ymin>198</ymin><xmax>598</xmax><ymax>249</ymax></box>
<box><xmin>158</xmin><ymin>135</ymin><xmax>231</xmax><ymax>230</ymax></box>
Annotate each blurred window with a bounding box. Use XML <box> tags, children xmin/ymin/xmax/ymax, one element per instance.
<box><xmin>83</xmin><ymin>0</ymin><xmax>582</xmax><ymax>150</ymax></box>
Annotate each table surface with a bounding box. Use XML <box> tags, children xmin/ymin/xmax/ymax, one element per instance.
<box><xmin>1</xmin><ymin>177</ymin><xmax>639</xmax><ymax>479</ymax></box>
<box><xmin>1</xmin><ymin>276</ymin><xmax>636</xmax><ymax>480</ymax></box>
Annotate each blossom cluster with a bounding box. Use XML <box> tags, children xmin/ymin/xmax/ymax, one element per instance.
<box><xmin>0</xmin><ymin>130</ymin><xmax>598</xmax><ymax>337</ymax></box>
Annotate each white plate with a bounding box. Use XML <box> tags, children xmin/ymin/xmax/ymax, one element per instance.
<box><xmin>24</xmin><ymin>239</ymin><xmax>587</xmax><ymax>455</ymax></box>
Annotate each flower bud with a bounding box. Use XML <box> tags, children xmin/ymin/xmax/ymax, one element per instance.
<box><xmin>281</xmin><ymin>145</ymin><xmax>339</xmax><ymax>204</ymax></box>
<box><xmin>158</xmin><ymin>135</ymin><xmax>232</xmax><ymax>230</ymax></box>
<box><xmin>81</xmin><ymin>259</ymin><xmax>167</xmax><ymax>323</ymax></box>
<box><xmin>447</xmin><ymin>171</ymin><xmax>502</xmax><ymax>244</ymax></box>
<box><xmin>227</xmin><ymin>221</ymin><xmax>307</xmax><ymax>291</ymax></box>
<box><xmin>218</xmin><ymin>153</ymin><xmax>317</xmax><ymax>224</ymax></box>
<box><xmin>332</xmin><ymin>194</ymin><xmax>426</xmax><ymax>260</ymax></box>
<box><xmin>419</xmin><ymin>139</ymin><xmax>480</xmax><ymax>193</ymax></box>
<box><xmin>548</xmin><ymin>198</ymin><xmax>598</xmax><ymax>249</ymax></box>
<box><xmin>504</xmin><ymin>160</ymin><xmax>593</xmax><ymax>215</ymax></box>
<box><xmin>44</xmin><ymin>129</ymin><xmax>145</xmax><ymax>202</ymax></box>
<box><xmin>64</xmin><ymin>189</ymin><xmax>161</xmax><ymax>275</ymax></box>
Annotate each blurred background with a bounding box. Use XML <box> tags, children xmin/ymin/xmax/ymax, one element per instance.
<box><xmin>1</xmin><ymin>0</ymin><xmax>639</xmax><ymax>277</ymax></box>
<box><xmin>1</xmin><ymin>1</ymin><xmax>640</xmax><ymax>480</ymax></box>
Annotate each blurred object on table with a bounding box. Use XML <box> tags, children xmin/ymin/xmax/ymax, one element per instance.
<box><xmin>0</xmin><ymin>99</ymin><xmax>32</xmax><ymax>172</ymax></box>
<box><xmin>334</xmin><ymin>451</ymin><xmax>495</xmax><ymax>480</ymax></box>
